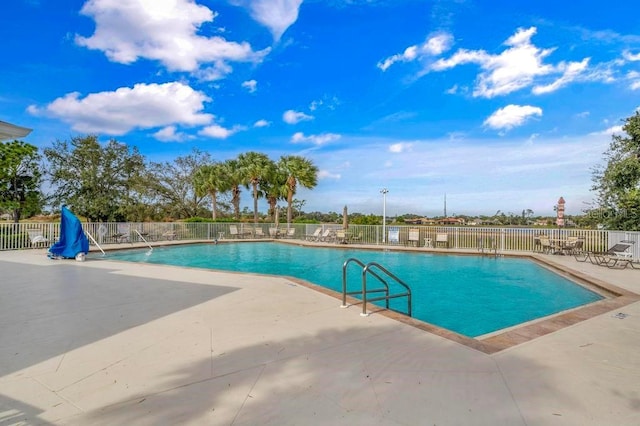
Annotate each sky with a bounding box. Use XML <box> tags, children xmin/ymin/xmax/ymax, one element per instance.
<box><xmin>2</xmin><ymin>0</ymin><xmax>639</xmax><ymax>217</ymax></box>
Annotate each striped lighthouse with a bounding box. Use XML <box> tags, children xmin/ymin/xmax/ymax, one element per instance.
<box><xmin>556</xmin><ymin>197</ymin><xmax>565</xmax><ymax>227</ymax></box>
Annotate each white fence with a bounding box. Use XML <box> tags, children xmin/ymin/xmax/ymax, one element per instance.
<box><xmin>3</xmin><ymin>221</ymin><xmax>637</xmax><ymax>256</ymax></box>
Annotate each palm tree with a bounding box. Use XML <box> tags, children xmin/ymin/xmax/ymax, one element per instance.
<box><xmin>261</xmin><ymin>167</ymin><xmax>288</xmax><ymax>221</ymax></box>
<box><xmin>193</xmin><ymin>162</ymin><xmax>227</xmax><ymax>220</ymax></box>
<box><xmin>238</xmin><ymin>152</ymin><xmax>274</xmax><ymax>223</ymax></box>
<box><xmin>221</xmin><ymin>158</ymin><xmax>243</xmax><ymax>220</ymax></box>
<box><xmin>277</xmin><ymin>155</ymin><xmax>318</xmax><ymax>226</ymax></box>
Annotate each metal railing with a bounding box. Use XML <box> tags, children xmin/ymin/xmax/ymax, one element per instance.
<box><xmin>1</xmin><ymin>221</ymin><xmax>637</xmax><ymax>256</ymax></box>
<box><xmin>341</xmin><ymin>258</ymin><xmax>412</xmax><ymax>317</ymax></box>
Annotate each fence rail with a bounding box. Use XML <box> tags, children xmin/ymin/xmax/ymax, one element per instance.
<box><xmin>1</xmin><ymin>222</ymin><xmax>638</xmax><ymax>258</ymax></box>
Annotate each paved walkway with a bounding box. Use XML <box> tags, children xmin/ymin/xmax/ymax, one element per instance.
<box><xmin>1</xmin><ymin>244</ymin><xmax>639</xmax><ymax>425</ymax></box>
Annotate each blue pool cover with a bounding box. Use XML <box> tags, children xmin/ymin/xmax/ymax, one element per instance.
<box><xmin>48</xmin><ymin>206</ymin><xmax>89</xmax><ymax>259</ymax></box>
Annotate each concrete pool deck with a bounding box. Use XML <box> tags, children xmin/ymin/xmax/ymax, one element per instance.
<box><xmin>1</xmin><ymin>242</ymin><xmax>639</xmax><ymax>425</ymax></box>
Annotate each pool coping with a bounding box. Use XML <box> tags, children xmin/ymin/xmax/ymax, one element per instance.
<box><xmin>93</xmin><ymin>239</ymin><xmax>640</xmax><ymax>355</ymax></box>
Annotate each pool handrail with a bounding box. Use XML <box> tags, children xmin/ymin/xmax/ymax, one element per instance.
<box><xmin>341</xmin><ymin>257</ymin><xmax>412</xmax><ymax>318</ymax></box>
<box><xmin>135</xmin><ymin>229</ymin><xmax>153</xmax><ymax>252</ymax></box>
<box><xmin>361</xmin><ymin>262</ymin><xmax>412</xmax><ymax>318</ymax></box>
<box><xmin>342</xmin><ymin>258</ymin><xmax>389</xmax><ymax>308</ymax></box>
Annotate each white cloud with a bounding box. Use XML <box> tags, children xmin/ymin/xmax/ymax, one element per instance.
<box><xmin>445</xmin><ymin>84</ymin><xmax>458</xmax><ymax>94</ymax></box>
<box><xmin>424</xmin><ymin>33</ymin><xmax>453</xmax><ymax>55</ymax></box>
<box><xmin>318</xmin><ymin>170</ymin><xmax>341</xmax><ymax>180</ymax></box>
<box><xmin>389</xmin><ymin>142</ymin><xmax>413</xmax><ymax>153</ymax></box>
<box><xmin>378</xmin><ymin>45</ymin><xmax>419</xmax><ymax>71</ymax></box>
<box><xmin>623</xmin><ymin>50</ymin><xmax>640</xmax><ymax>61</ymax></box>
<box><xmin>590</xmin><ymin>125</ymin><xmax>624</xmax><ymax>136</ymax></box>
<box><xmin>430</xmin><ymin>27</ymin><xmax>591</xmax><ymax>98</ymax></box>
<box><xmin>199</xmin><ymin>124</ymin><xmax>241</xmax><ymax>139</ymax></box>
<box><xmin>532</xmin><ymin>58</ymin><xmax>590</xmax><ymax>94</ymax></box>
<box><xmin>193</xmin><ymin>62</ymin><xmax>233</xmax><ymax>82</ymax></box>
<box><xmin>232</xmin><ymin>0</ymin><xmax>302</xmax><ymax>41</ymax></box>
<box><xmin>242</xmin><ymin>79</ymin><xmax>257</xmax><ymax>93</ymax></box>
<box><xmin>153</xmin><ymin>125</ymin><xmax>191</xmax><ymax>142</ymax></box>
<box><xmin>291</xmin><ymin>132</ymin><xmax>341</xmax><ymax>145</ymax></box>
<box><xmin>283</xmin><ymin>109</ymin><xmax>313</xmax><ymax>124</ymax></box>
<box><xmin>627</xmin><ymin>71</ymin><xmax>640</xmax><ymax>90</ymax></box>
<box><xmin>76</xmin><ymin>0</ymin><xmax>269</xmax><ymax>77</ymax></box>
<box><xmin>254</xmin><ymin>119</ymin><xmax>270</xmax><ymax>127</ymax></box>
<box><xmin>309</xmin><ymin>95</ymin><xmax>340</xmax><ymax>111</ymax></box>
<box><xmin>28</xmin><ymin>82</ymin><xmax>213</xmax><ymax>135</ymax></box>
<box><xmin>378</xmin><ymin>33</ymin><xmax>453</xmax><ymax>71</ymax></box>
<box><xmin>484</xmin><ymin>104</ymin><xmax>543</xmax><ymax>131</ymax></box>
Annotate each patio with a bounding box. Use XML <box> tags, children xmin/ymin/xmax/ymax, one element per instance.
<box><xmin>1</xmin><ymin>247</ymin><xmax>639</xmax><ymax>425</ymax></box>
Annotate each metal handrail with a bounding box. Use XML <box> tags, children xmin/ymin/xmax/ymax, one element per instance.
<box><xmin>341</xmin><ymin>257</ymin><xmax>412</xmax><ymax>318</ymax></box>
<box><xmin>135</xmin><ymin>230</ymin><xmax>153</xmax><ymax>252</ymax></box>
<box><xmin>341</xmin><ymin>258</ymin><xmax>389</xmax><ymax>308</ymax></box>
<box><xmin>361</xmin><ymin>262</ymin><xmax>412</xmax><ymax>317</ymax></box>
<box><xmin>85</xmin><ymin>231</ymin><xmax>106</xmax><ymax>256</ymax></box>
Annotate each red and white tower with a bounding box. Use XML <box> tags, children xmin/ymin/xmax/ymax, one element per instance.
<box><xmin>556</xmin><ymin>196</ymin><xmax>566</xmax><ymax>227</ymax></box>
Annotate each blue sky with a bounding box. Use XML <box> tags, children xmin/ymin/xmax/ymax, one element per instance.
<box><xmin>2</xmin><ymin>0</ymin><xmax>639</xmax><ymax>217</ymax></box>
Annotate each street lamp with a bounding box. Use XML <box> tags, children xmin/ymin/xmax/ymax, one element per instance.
<box><xmin>380</xmin><ymin>188</ymin><xmax>388</xmax><ymax>243</ymax></box>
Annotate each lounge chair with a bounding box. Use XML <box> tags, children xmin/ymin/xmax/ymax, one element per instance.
<box><xmin>268</xmin><ymin>227</ymin><xmax>280</xmax><ymax>238</ymax></box>
<box><xmin>254</xmin><ymin>228</ymin><xmax>266</xmax><ymax>238</ymax></box>
<box><xmin>283</xmin><ymin>228</ymin><xmax>295</xmax><ymax>239</ymax></box>
<box><xmin>350</xmin><ymin>232</ymin><xmax>362</xmax><ymax>243</ymax></box>
<box><xmin>112</xmin><ymin>224</ymin><xmax>131</xmax><ymax>243</ymax></box>
<box><xmin>27</xmin><ymin>229</ymin><xmax>49</xmax><ymax>247</ymax></box>
<box><xmin>162</xmin><ymin>229</ymin><xmax>178</xmax><ymax>240</ymax></box>
<box><xmin>336</xmin><ymin>229</ymin><xmax>348</xmax><ymax>244</ymax></box>
<box><xmin>597</xmin><ymin>240</ymin><xmax>637</xmax><ymax>269</ymax></box>
<box><xmin>606</xmin><ymin>253</ymin><xmax>638</xmax><ymax>269</ymax></box>
<box><xmin>306</xmin><ymin>228</ymin><xmax>321</xmax><ymax>241</ymax></box>
<box><xmin>575</xmin><ymin>241</ymin><xmax>634</xmax><ymax>266</ymax></box>
<box><xmin>229</xmin><ymin>225</ymin><xmax>251</xmax><ymax>239</ymax></box>
<box><xmin>319</xmin><ymin>229</ymin><xmax>334</xmax><ymax>242</ymax></box>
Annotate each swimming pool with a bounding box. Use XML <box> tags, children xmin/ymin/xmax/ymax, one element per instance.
<box><xmin>100</xmin><ymin>242</ymin><xmax>603</xmax><ymax>337</ymax></box>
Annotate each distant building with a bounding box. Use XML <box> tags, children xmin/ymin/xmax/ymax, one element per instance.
<box><xmin>404</xmin><ymin>217</ymin><xmax>436</xmax><ymax>225</ymax></box>
<box><xmin>438</xmin><ymin>217</ymin><xmax>466</xmax><ymax>226</ymax></box>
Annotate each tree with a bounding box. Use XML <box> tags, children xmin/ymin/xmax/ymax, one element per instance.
<box><xmin>194</xmin><ymin>162</ymin><xmax>227</xmax><ymax>220</ymax></box>
<box><xmin>277</xmin><ymin>155</ymin><xmax>318</xmax><ymax>226</ymax></box>
<box><xmin>238</xmin><ymin>152</ymin><xmax>274</xmax><ymax>223</ymax></box>
<box><xmin>146</xmin><ymin>149</ymin><xmax>211</xmax><ymax>219</ymax></box>
<box><xmin>292</xmin><ymin>199</ymin><xmax>306</xmax><ymax>218</ymax></box>
<box><xmin>260</xmin><ymin>165</ymin><xmax>288</xmax><ymax>221</ymax></box>
<box><xmin>221</xmin><ymin>158</ymin><xmax>243</xmax><ymax>220</ymax></box>
<box><xmin>0</xmin><ymin>140</ymin><xmax>43</xmax><ymax>222</ymax></box>
<box><xmin>592</xmin><ymin>112</ymin><xmax>640</xmax><ymax>230</ymax></box>
<box><xmin>44</xmin><ymin>135</ymin><xmax>144</xmax><ymax>221</ymax></box>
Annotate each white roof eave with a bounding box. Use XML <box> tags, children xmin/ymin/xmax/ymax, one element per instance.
<box><xmin>0</xmin><ymin>120</ymin><xmax>33</xmax><ymax>141</ymax></box>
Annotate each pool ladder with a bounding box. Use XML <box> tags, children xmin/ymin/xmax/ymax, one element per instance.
<box><xmin>341</xmin><ymin>258</ymin><xmax>412</xmax><ymax>317</ymax></box>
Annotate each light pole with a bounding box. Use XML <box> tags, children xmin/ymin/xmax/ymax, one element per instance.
<box><xmin>380</xmin><ymin>188</ymin><xmax>388</xmax><ymax>243</ymax></box>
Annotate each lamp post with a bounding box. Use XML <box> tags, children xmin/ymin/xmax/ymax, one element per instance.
<box><xmin>380</xmin><ymin>188</ymin><xmax>388</xmax><ymax>243</ymax></box>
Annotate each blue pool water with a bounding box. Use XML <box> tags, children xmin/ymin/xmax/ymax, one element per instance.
<box><xmin>100</xmin><ymin>242</ymin><xmax>603</xmax><ymax>337</ymax></box>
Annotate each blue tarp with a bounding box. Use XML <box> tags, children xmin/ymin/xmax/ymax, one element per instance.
<box><xmin>48</xmin><ymin>206</ymin><xmax>89</xmax><ymax>259</ymax></box>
